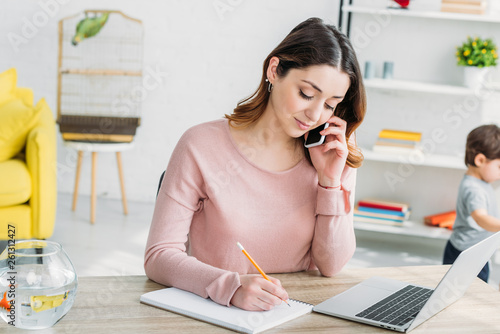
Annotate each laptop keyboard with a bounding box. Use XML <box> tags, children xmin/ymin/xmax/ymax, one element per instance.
<box><xmin>355</xmin><ymin>285</ymin><xmax>433</xmax><ymax>327</ymax></box>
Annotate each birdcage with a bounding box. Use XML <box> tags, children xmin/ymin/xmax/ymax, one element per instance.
<box><xmin>57</xmin><ymin>10</ymin><xmax>144</xmax><ymax>142</ymax></box>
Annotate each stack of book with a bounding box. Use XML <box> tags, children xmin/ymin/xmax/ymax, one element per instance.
<box><xmin>354</xmin><ymin>199</ymin><xmax>411</xmax><ymax>226</ymax></box>
<box><xmin>372</xmin><ymin>129</ymin><xmax>422</xmax><ymax>155</ymax></box>
<box><xmin>424</xmin><ymin>210</ymin><xmax>456</xmax><ymax>230</ymax></box>
<box><xmin>441</xmin><ymin>0</ymin><xmax>486</xmax><ymax>15</ymax></box>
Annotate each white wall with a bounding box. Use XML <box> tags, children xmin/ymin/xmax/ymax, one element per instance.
<box><xmin>1</xmin><ymin>0</ymin><xmax>340</xmax><ymax>203</ymax></box>
<box><xmin>3</xmin><ymin>0</ymin><xmax>500</xmax><ymax>217</ymax></box>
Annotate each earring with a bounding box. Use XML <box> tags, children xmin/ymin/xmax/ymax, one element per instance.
<box><xmin>265</xmin><ymin>78</ymin><xmax>273</xmax><ymax>93</ymax></box>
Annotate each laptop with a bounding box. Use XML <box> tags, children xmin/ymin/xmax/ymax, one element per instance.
<box><xmin>313</xmin><ymin>231</ymin><xmax>500</xmax><ymax>332</ymax></box>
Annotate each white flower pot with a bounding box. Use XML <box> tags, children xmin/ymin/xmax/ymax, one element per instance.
<box><xmin>463</xmin><ymin>66</ymin><xmax>490</xmax><ymax>89</ymax></box>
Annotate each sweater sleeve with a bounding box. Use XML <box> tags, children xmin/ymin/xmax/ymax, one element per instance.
<box><xmin>144</xmin><ymin>129</ymin><xmax>241</xmax><ymax>306</ymax></box>
<box><xmin>309</xmin><ymin>164</ymin><xmax>357</xmax><ymax>276</ymax></box>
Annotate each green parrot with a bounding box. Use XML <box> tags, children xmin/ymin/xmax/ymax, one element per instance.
<box><xmin>71</xmin><ymin>12</ymin><xmax>110</xmax><ymax>46</ymax></box>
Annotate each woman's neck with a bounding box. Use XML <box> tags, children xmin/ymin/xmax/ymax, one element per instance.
<box><xmin>248</xmin><ymin>108</ymin><xmax>298</xmax><ymax>151</ymax></box>
<box><xmin>229</xmin><ymin>110</ymin><xmax>304</xmax><ymax>172</ymax></box>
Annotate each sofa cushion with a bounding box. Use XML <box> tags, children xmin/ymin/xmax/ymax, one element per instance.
<box><xmin>0</xmin><ymin>68</ymin><xmax>17</xmax><ymax>106</ymax></box>
<box><xmin>0</xmin><ymin>205</ymin><xmax>32</xmax><ymax>239</ymax></box>
<box><xmin>0</xmin><ymin>98</ymin><xmax>42</xmax><ymax>162</ymax></box>
<box><xmin>14</xmin><ymin>87</ymin><xmax>34</xmax><ymax>107</ymax></box>
<box><xmin>0</xmin><ymin>159</ymin><xmax>32</xmax><ymax>207</ymax></box>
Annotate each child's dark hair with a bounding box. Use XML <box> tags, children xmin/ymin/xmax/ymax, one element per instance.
<box><xmin>465</xmin><ymin>124</ymin><xmax>500</xmax><ymax>166</ymax></box>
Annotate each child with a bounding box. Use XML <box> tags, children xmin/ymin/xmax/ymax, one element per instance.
<box><xmin>443</xmin><ymin>124</ymin><xmax>500</xmax><ymax>283</ymax></box>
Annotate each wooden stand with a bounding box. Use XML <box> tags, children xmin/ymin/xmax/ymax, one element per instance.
<box><xmin>65</xmin><ymin>141</ymin><xmax>133</xmax><ymax>224</ymax></box>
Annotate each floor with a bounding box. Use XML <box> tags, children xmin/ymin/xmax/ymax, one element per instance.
<box><xmin>45</xmin><ymin>193</ymin><xmax>500</xmax><ymax>290</ymax></box>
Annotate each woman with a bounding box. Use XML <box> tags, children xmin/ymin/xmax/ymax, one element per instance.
<box><xmin>144</xmin><ymin>17</ymin><xmax>366</xmax><ymax>311</ymax></box>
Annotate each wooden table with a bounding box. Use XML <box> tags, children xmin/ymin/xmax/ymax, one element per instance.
<box><xmin>1</xmin><ymin>265</ymin><xmax>499</xmax><ymax>333</ymax></box>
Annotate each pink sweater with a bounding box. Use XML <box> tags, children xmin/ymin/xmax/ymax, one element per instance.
<box><xmin>144</xmin><ymin>119</ymin><xmax>357</xmax><ymax>306</ymax></box>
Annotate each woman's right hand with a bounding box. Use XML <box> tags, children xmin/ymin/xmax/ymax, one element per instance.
<box><xmin>230</xmin><ymin>274</ymin><xmax>289</xmax><ymax>311</ymax></box>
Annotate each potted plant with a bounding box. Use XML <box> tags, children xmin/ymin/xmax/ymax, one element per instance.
<box><xmin>456</xmin><ymin>36</ymin><xmax>498</xmax><ymax>88</ymax></box>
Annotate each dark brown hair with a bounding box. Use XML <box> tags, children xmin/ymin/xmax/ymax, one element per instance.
<box><xmin>465</xmin><ymin>124</ymin><xmax>500</xmax><ymax>166</ymax></box>
<box><xmin>225</xmin><ymin>17</ymin><xmax>366</xmax><ymax>168</ymax></box>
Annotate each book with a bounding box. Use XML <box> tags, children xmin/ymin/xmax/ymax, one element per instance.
<box><xmin>424</xmin><ymin>210</ymin><xmax>456</xmax><ymax>230</ymax></box>
<box><xmin>375</xmin><ymin>135</ymin><xmax>421</xmax><ymax>146</ymax></box>
<box><xmin>378</xmin><ymin>129</ymin><xmax>422</xmax><ymax>142</ymax></box>
<box><xmin>441</xmin><ymin>1</ymin><xmax>486</xmax><ymax>14</ymax></box>
<box><xmin>439</xmin><ymin>220</ymin><xmax>455</xmax><ymax>230</ymax></box>
<box><xmin>373</xmin><ymin>130</ymin><xmax>423</xmax><ymax>156</ymax></box>
<box><xmin>374</xmin><ymin>139</ymin><xmax>419</xmax><ymax>149</ymax></box>
<box><xmin>372</xmin><ymin>144</ymin><xmax>424</xmax><ymax>156</ymax></box>
<box><xmin>357</xmin><ymin>199</ymin><xmax>410</xmax><ymax>213</ymax></box>
<box><xmin>354</xmin><ymin>208</ymin><xmax>405</xmax><ymax>222</ymax></box>
<box><xmin>442</xmin><ymin>0</ymin><xmax>485</xmax><ymax>4</ymax></box>
<box><xmin>354</xmin><ymin>215</ymin><xmax>405</xmax><ymax>226</ymax></box>
<box><xmin>424</xmin><ymin>210</ymin><xmax>456</xmax><ymax>225</ymax></box>
<box><xmin>354</xmin><ymin>213</ymin><xmax>404</xmax><ymax>223</ymax></box>
<box><xmin>356</xmin><ymin>205</ymin><xmax>406</xmax><ymax>217</ymax></box>
<box><xmin>140</xmin><ymin>287</ymin><xmax>313</xmax><ymax>334</ymax></box>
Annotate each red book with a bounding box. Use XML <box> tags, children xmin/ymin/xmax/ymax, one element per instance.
<box><xmin>357</xmin><ymin>199</ymin><xmax>409</xmax><ymax>213</ymax></box>
<box><xmin>439</xmin><ymin>220</ymin><xmax>455</xmax><ymax>230</ymax></box>
<box><xmin>424</xmin><ymin>210</ymin><xmax>456</xmax><ymax>226</ymax></box>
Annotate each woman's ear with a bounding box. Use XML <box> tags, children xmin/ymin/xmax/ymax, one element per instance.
<box><xmin>266</xmin><ymin>56</ymin><xmax>280</xmax><ymax>84</ymax></box>
<box><xmin>474</xmin><ymin>153</ymin><xmax>487</xmax><ymax>167</ymax></box>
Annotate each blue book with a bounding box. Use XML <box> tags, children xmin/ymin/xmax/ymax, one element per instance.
<box><xmin>357</xmin><ymin>206</ymin><xmax>406</xmax><ymax>217</ymax></box>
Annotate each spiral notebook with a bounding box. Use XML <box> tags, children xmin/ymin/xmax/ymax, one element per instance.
<box><xmin>140</xmin><ymin>287</ymin><xmax>313</xmax><ymax>333</ymax></box>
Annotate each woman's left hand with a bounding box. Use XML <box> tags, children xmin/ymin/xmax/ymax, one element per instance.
<box><xmin>307</xmin><ymin>116</ymin><xmax>348</xmax><ymax>188</ymax></box>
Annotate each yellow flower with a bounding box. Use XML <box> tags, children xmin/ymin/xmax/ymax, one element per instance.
<box><xmin>457</xmin><ymin>37</ymin><xmax>497</xmax><ymax>66</ymax></box>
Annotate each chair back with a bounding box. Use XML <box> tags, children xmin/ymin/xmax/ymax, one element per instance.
<box><xmin>156</xmin><ymin>170</ymin><xmax>165</xmax><ymax>198</ymax></box>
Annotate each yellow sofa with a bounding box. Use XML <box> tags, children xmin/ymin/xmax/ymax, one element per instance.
<box><xmin>0</xmin><ymin>68</ymin><xmax>57</xmax><ymax>239</ymax></box>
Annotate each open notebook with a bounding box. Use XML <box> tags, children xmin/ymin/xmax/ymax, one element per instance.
<box><xmin>140</xmin><ymin>287</ymin><xmax>313</xmax><ymax>334</ymax></box>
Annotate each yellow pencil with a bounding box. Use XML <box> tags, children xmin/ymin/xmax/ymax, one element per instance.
<box><xmin>236</xmin><ymin>242</ymin><xmax>291</xmax><ymax>307</ymax></box>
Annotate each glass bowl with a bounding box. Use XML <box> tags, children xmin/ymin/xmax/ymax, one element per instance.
<box><xmin>0</xmin><ymin>240</ymin><xmax>77</xmax><ymax>329</ymax></box>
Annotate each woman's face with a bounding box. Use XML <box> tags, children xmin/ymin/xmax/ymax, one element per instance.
<box><xmin>268</xmin><ymin>61</ymin><xmax>351</xmax><ymax>138</ymax></box>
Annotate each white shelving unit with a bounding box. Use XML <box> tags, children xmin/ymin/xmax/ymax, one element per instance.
<box><xmin>354</xmin><ymin>220</ymin><xmax>452</xmax><ymax>239</ymax></box>
<box><xmin>364</xmin><ymin>78</ymin><xmax>475</xmax><ymax>96</ymax></box>
<box><xmin>362</xmin><ymin>148</ymin><xmax>465</xmax><ymax>170</ymax></box>
<box><xmin>342</xmin><ymin>3</ymin><xmax>500</xmax><ymax>239</ymax></box>
<box><xmin>342</xmin><ymin>4</ymin><xmax>500</xmax><ymax>23</ymax></box>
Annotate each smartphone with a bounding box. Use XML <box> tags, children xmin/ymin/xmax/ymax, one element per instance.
<box><xmin>304</xmin><ymin>123</ymin><xmax>329</xmax><ymax>148</ymax></box>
